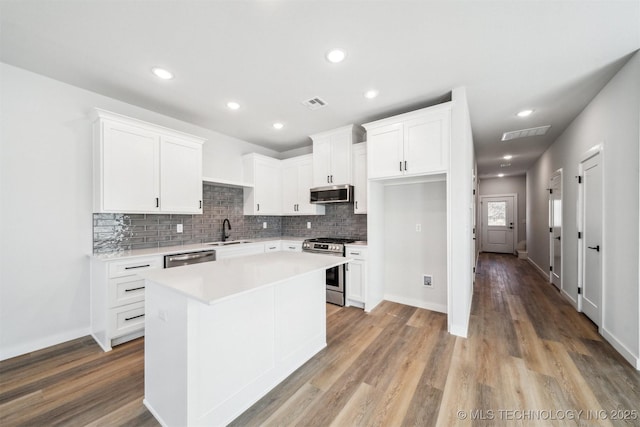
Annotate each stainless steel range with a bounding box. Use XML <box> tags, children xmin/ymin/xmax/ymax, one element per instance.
<box><xmin>302</xmin><ymin>237</ymin><xmax>356</xmax><ymax>306</ymax></box>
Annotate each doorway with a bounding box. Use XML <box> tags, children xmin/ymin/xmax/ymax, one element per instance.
<box><xmin>579</xmin><ymin>148</ymin><xmax>603</xmax><ymax>327</ymax></box>
<box><xmin>480</xmin><ymin>194</ymin><xmax>516</xmax><ymax>254</ymax></box>
<box><xmin>549</xmin><ymin>170</ymin><xmax>562</xmax><ymax>290</ymax></box>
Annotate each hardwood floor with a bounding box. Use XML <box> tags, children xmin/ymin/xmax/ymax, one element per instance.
<box><xmin>1</xmin><ymin>253</ymin><xmax>639</xmax><ymax>426</ymax></box>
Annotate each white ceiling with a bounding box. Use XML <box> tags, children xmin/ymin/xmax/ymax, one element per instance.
<box><xmin>1</xmin><ymin>1</ymin><xmax>638</xmax><ymax>178</ymax></box>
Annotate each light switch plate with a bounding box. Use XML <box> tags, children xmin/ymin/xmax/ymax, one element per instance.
<box><xmin>263</xmin><ymin>222</ymin><xmax>267</xmax><ymax>229</ymax></box>
<box><xmin>177</xmin><ymin>224</ymin><xmax>183</xmax><ymax>233</ymax></box>
<box><xmin>307</xmin><ymin>222</ymin><xmax>311</xmax><ymax>229</ymax></box>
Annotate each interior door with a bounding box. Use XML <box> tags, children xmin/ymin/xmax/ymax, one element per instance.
<box><xmin>481</xmin><ymin>196</ymin><xmax>515</xmax><ymax>253</ymax></box>
<box><xmin>549</xmin><ymin>171</ymin><xmax>562</xmax><ymax>290</ymax></box>
<box><xmin>581</xmin><ymin>153</ymin><xmax>602</xmax><ymax>326</ymax></box>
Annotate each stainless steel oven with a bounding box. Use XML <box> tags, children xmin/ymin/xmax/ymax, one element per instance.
<box><xmin>302</xmin><ymin>237</ymin><xmax>355</xmax><ymax>306</ymax></box>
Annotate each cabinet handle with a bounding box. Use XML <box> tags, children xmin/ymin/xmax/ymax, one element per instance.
<box><xmin>199</xmin><ymin>200</ymin><xmax>202</xmax><ymax>209</ymax></box>
<box><xmin>350</xmin><ymin>252</ymin><xmax>361</xmax><ymax>256</ymax></box>
<box><xmin>269</xmin><ymin>246</ymin><xmax>276</xmax><ymax>250</ymax></box>
<box><xmin>399</xmin><ymin>161</ymin><xmax>403</xmax><ymax>171</ymax></box>
<box><xmin>327</xmin><ymin>175</ymin><xmax>330</xmax><ymax>183</ymax></box>
<box><xmin>331</xmin><ymin>175</ymin><xmax>333</xmax><ymax>183</ymax></box>
<box><xmin>125</xmin><ymin>313</ymin><xmax>145</xmax><ymax>321</ymax></box>
<box><xmin>125</xmin><ymin>264</ymin><xmax>150</xmax><ymax>270</ymax></box>
<box><xmin>288</xmin><ymin>246</ymin><xmax>296</xmax><ymax>250</ymax></box>
<box><xmin>355</xmin><ymin>201</ymin><xmax>358</xmax><ymax>210</ymax></box>
<box><xmin>404</xmin><ymin>160</ymin><xmax>407</xmax><ymax>171</ymax></box>
<box><xmin>257</xmin><ymin>203</ymin><xmax>260</xmax><ymax>211</ymax></box>
<box><xmin>155</xmin><ymin>197</ymin><xmax>159</xmax><ymax>208</ymax></box>
<box><xmin>125</xmin><ymin>286</ymin><xmax>145</xmax><ymax>292</ymax></box>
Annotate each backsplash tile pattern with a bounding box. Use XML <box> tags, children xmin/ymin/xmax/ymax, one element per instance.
<box><xmin>93</xmin><ymin>183</ymin><xmax>366</xmax><ymax>253</ymax></box>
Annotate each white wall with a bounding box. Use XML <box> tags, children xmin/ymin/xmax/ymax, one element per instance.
<box><xmin>0</xmin><ymin>63</ymin><xmax>278</xmax><ymax>360</ymax></box>
<box><xmin>479</xmin><ymin>175</ymin><xmax>526</xmax><ymax>246</ymax></box>
<box><xmin>383</xmin><ymin>182</ymin><xmax>447</xmax><ymax>312</ymax></box>
<box><xmin>526</xmin><ymin>51</ymin><xmax>639</xmax><ymax>368</ymax></box>
<box><xmin>448</xmin><ymin>87</ymin><xmax>475</xmax><ymax>337</ymax></box>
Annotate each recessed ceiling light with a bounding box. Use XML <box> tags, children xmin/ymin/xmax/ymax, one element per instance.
<box><xmin>273</xmin><ymin>122</ymin><xmax>284</xmax><ymax>130</ymax></box>
<box><xmin>151</xmin><ymin>67</ymin><xmax>174</xmax><ymax>80</ymax></box>
<box><xmin>498</xmin><ymin>173</ymin><xmax>505</xmax><ymax>178</ymax></box>
<box><xmin>364</xmin><ymin>90</ymin><xmax>379</xmax><ymax>99</ymax></box>
<box><xmin>326</xmin><ymin>49</ymin><xmax>346</xmax><ymax>63</ymax></box>
<box><xmin>517</xmin><ymin>109</ymin><xmax>534</xmax><ymax>117</ymax></box>
<box><xmin>227</xmin><ymin>101</ymin><xmax>240</xmax><ymax>110</ymax></box>
<box><xmin>503</xmin><ymin>154</ymin><xmax>513</xmax><ymax>160</ymax></box>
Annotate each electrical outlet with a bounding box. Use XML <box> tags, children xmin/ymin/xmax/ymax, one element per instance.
<box><xmin>307</xmin><ymin>221</ymin><xmax>311</xmax><ymax>229</ymax></box>
<box><xmin>176</xmin><ymin>224</ymin><xmax>183</xmax><ymax>233</ymax></box>
<box><xmin>263</xmin><ymin>222</ymin><xmax>267</xmax><ymax>229</ymax></box>
<box><xmin>416</xmin><ymin>223</ymin><xmax>422</xmax><ymax>232</ymax></box>
<box><xmin>423</xmin><ymin>274</ymin><xmax>433</xmax><ymax>287</ymax></box>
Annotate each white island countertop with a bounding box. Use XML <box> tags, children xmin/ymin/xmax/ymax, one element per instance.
<box><xmin>140</xmin><ymin>251</ymin><xmax>350</xmax><ymax>305</ymax></box>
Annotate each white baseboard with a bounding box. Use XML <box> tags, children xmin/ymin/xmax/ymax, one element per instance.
<box><xmin>527</xmin><ymin>257</ymin><xmax>550</xmax><ymax>280</ymax></box>
<box><xmin>560</xmin><ymin>289</ymin><xmax>578</xmax><ymax>309</ymax></box>
<box><xmin>383</xmin><ymin>294</ymin><xmax>447</xmax><ymax>314</ymax></box>
<box><xmin>600</xmin><ymin>327</ymin><xmax>640</xmax><ymax>371</ymax></box>
<box><xmin>0</xmin><ymin>327</ymin><xmax>90</xmax><ymax>361</ymax></box>
<box><xmin>143</xmin><ymin>399</ymin><xmax>169</xmax><ymax>427</ymax></box>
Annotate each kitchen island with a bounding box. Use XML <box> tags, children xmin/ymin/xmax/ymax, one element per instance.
<box><xmin>139</xmin><ymin>251</ymin><xmax>349</xmax><ymax>427</ymax></box>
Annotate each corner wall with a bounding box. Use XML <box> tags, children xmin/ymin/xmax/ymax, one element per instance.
<box><xmin>526</xmin><ymin>51</ymin><xmax>640</xmax><ymax>368</ymax></box>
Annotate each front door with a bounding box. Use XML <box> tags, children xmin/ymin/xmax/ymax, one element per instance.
<box><xmin>549</xmin><ymin>170</ymin><xmax>562</xmax><ymax>290</ymax></box>
<box><xmin>581</xmin><ymin>153</ymin><xmax>603</xmax><ymax>326</ymax></box>
<box><xmin>481</xmin><ymin>195</ymin><xmax>515</xmax><ymax>254</ymax></box>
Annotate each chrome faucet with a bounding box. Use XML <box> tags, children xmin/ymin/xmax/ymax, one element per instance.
<box><xmin>222</xmin><ymin>218</ymin><xmax>232</xmax><ymax>241</ymax></box>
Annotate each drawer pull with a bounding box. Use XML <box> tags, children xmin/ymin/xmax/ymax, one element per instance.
<box><xmin>269</xmin><ymin>246</ymin><xmax>276</xmax><ymax>250</ymax></box>
<box><xmin>125</xmin><ymin>313</ymin><xmax>145</xmax><ymax>321</ymax></box>
<box><xmin>125</xmin><ymin>264</ymin><xmax>150</xmax><ymax>270</ymax></box>
<box><xmin>125</xmin><ymin>286</ymin><xmax>145</xmax><ymax>292</ymax></box>
<box><xmin>288</xmin><ymin>246</ymin><xmax>296</xmax><ymax>250</ymax></box>
<box><xmin>350</xmin><ymin>252</ymin><xmax>360</xmax><ymax>256</ymax></box>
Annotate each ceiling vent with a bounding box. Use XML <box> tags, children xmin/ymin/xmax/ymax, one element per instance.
<box><xmin>302</xmin><ymin>97</ymin><xmax>328</xmax><ymax>110</ymax></box>
<box><xmin>501</xmin><ymin>125</ymin><xmax>551</xmax><ymax>142</ymax></box>
<box><xmin>500</xmin><ymin>163</ymin><xmax>512</xmax><ymax>168</ymax></box>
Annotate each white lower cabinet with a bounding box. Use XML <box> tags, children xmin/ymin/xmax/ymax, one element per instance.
<box><xmin>91</xmin><ymin>255</ymin><xmax>163</xmax><ymax>351</ymax></box>
<box><xmin>345</xmin><ymin>246</ymin><xmax>367</xmax><ymax>308</ymax></box>
<box><xmin>281</xmin><ymin>241</ymin><xmax>302</xmax><ymax>252</ymax></box>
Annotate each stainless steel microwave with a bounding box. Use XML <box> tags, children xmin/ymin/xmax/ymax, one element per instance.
<box><xmin>310</xmin><ymin>185</ymin><xmax>353</xmax><ymax>204</ymax></box>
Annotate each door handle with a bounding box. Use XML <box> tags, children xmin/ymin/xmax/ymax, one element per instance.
<box><xmin>555</xmin><ymin>236</ymin><xmax>561</xmax><ymax>241</ymax></box>
<box><xmin>587</xmin><ymin>245</ymin><xmax>600</xmax><ymax>252</ymax></box>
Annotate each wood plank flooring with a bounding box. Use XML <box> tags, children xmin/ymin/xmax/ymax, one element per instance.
<box><xmin>1</xmin><ymin>253</ymin><xmax>639</xmax><ymax>426</ymax></box>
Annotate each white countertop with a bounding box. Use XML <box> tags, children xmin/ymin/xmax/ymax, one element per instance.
<box><xmin>140</xmin><ymin>251</ymin><xmax>350</xmax><ymax>305</ymax></box>
<box><xmin>92</xmin><ymin>236</ymin><xmax>306</xmax><ymax>261</ymax></box>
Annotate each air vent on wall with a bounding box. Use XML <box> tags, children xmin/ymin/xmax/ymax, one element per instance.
<box><xmin>302</xmin><ymin>97</ymin><xmax>328</xmax><ymax>110</ymax></box>
<box><xmin>501</xmin><ymin>125</ymin><xmax>551</xmax><ymax>141</ymax></box>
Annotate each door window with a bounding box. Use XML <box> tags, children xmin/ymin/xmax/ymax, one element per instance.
<box><xmin>487</xmin><ymin>201</ymin><xmax>507</xmax><ymax>226</ymax></box>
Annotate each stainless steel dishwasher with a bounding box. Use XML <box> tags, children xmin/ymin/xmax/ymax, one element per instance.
<box><xmin>164</xmin><ymin>250</ymin><xmax>216</xmax><ymax>268</ymax></box>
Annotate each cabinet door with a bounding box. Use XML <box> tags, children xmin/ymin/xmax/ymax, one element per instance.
<box><xmin>160</xmin><ymin>136</ymin><xmax>203</xmax><ymax>214</ymax></box>
<box><xmin>404</xmin><ymin>109</ymin><xmax>450</xmax><ymax>175</ymax></box>
<box><xmin>346</xmin><ymin>260</ymin><xmax>365</xmax><ymax>303</ymax></box>
<box><xmin>367</xmin><ymin>123</ymin><xmax>403</xmax><ymax>179</ymax></box>
<box><xmin>281</xmin><ymin>162</ymin><xmax>299</xmax><ymax>214</ymax></box>
<box><xmin>102</xmin><ymin>121</ymin><xmax>160</xmax><ymax>212</ymax></box>
<box><xmin>254</xmin><ymin>158</ymin><xmax>282</xmax><ymax>214</ymax></box>
<box><xmin>296</xmin><ymin>158</ymin><xmax>325</xmax><ymax>215</ymax></box>
<box><xmin>329</xmin><ymin>132</ymin><xmax>352</xmax><ymax>185</ymax></box>
<box><xmin>352</xmin><ymin>143</ymin><xmax>367</xmax><ymax>214</ymax></box>
<box><xmin>312</xmin><ymin>137</ymin><xmax>332</xmax><ymax>186</ymax></box>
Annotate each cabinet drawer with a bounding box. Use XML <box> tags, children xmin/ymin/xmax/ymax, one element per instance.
<box><xmin>109</xmin><ymin>301</ymin><xmax>145</xmax><ymax>339</ymax></box>
<box><xmin>108</xmin><ymin>276</ymin><xmax>145</xmax><ymax>308</ymax></box>
<box><xmin>281</xmin><ymin>242</ymin><xmax>302</xmax><ymax>252</ymax></box>
<box><xmin>346</xmin><ymin>247</ymin><xmax>368</xmax><ymax>259</ymax></box>
<box><xmin>108</xmin><ymin>257</ymin><xmax>162</xmax><ymax>278</ymax></box>
<box><xmin>264</xmin><ymin>241</ymin><xmax>282</xmax><ymax>252</ymax></box>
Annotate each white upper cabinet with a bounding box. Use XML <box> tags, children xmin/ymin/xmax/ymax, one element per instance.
<box><xmin>93</xmin><ymin>109</ymin><xmax>204</xmax><ymax>214</ymax></box>
<box><xmin>243</xmin><ymin>153</ymin><xmax>282</xmax><ymax>215</ymax></box>
<box><xmin>160</xmin><ymin>136</ymin><xmax>203</xmax><ymax>213</ymax></box>
<box><xmin>311</xmin><ymin>124</ymin><xmax>364</xmax><ymax>187</ymax></box>
<box><xmin>281</xmin><ymin>155</ymin><xmax>325</xmax><ymax>216</ymax></box>
<box><xmin>352</xmin><ymin>142</ymin><xmax>367</xmax><ymax>214</ymax></box>
<box><xmin>363</xmin><ymin>103</ymin><xmax>451</xmax><ymax>180</ymax></box>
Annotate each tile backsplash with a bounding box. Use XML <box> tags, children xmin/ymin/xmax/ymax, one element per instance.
<box><xmin>93</xmin><ymin>183</ymin><xmax>366</xmax><ymax>253</ymax></box>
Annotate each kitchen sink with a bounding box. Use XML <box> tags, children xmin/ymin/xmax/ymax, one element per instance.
<box><xmin>207</xmin><ymin>240</ymin><xmax>252</xmax><ymax>246</ymax></box>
